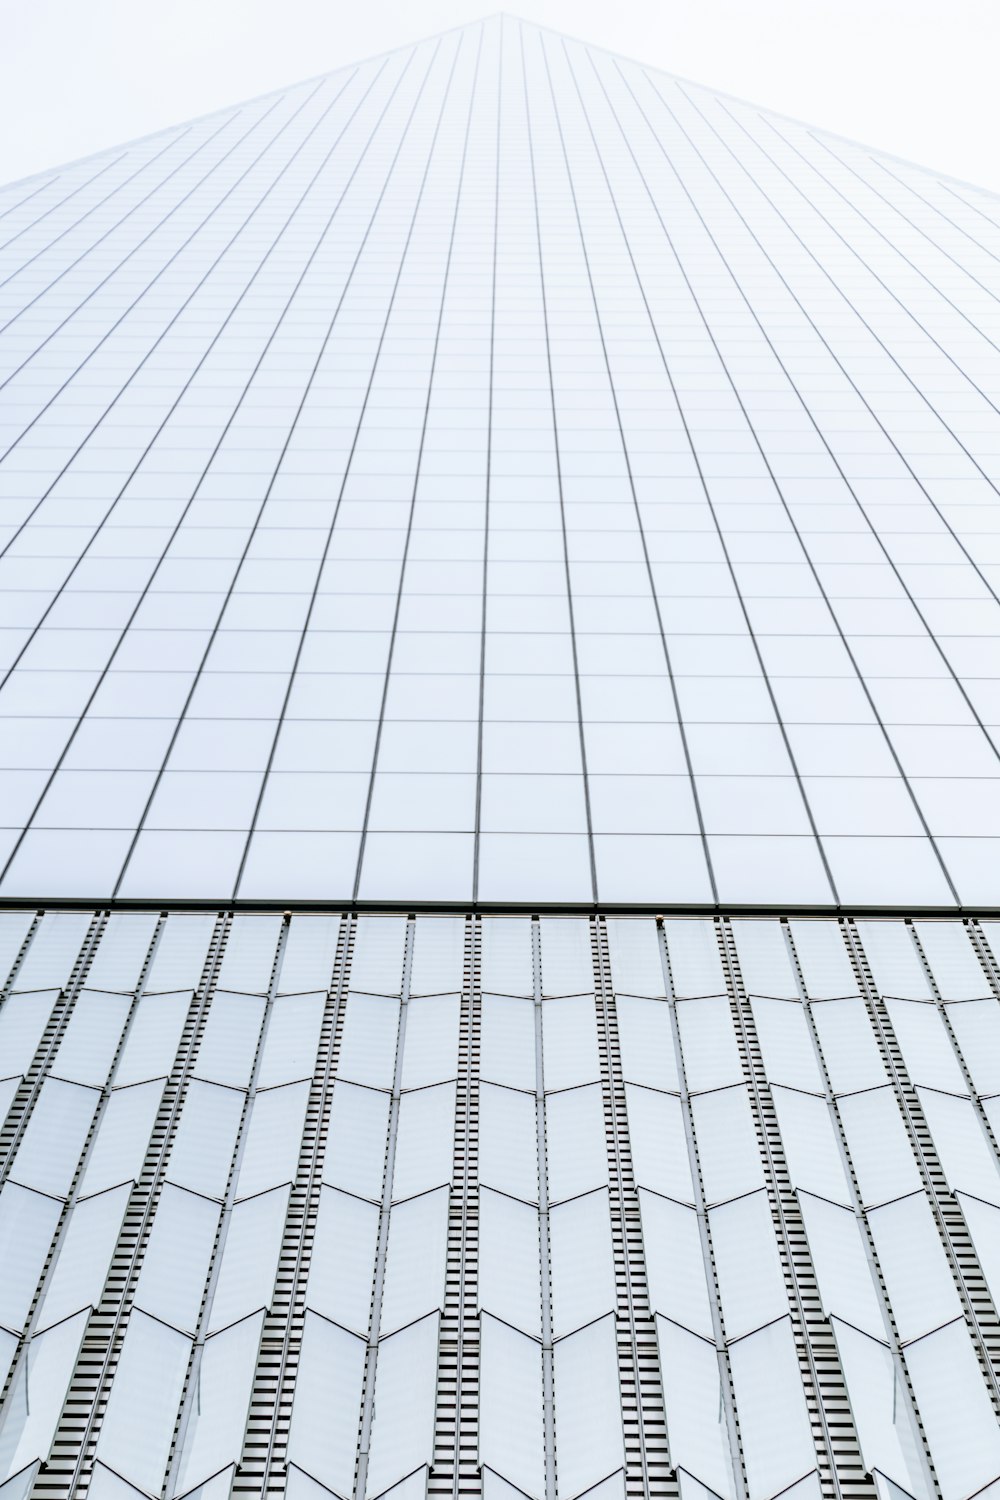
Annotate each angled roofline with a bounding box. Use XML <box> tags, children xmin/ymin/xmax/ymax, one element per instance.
<box><xmin>3</xmin><ymin>11</ymin><xmax>997</xmax><ymax>203</ymax></box>
<box><xmin>0</xmin><ymin>13</ymin><xmax>505</xmax><ymax>194</ymax></box>
<box><xmin>514</xmin><ymin>12</ymin><xmax>1000</xmax><ymax>202</ymax></box>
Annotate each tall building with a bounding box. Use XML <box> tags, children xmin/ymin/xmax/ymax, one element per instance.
<box><xmin>1</xmin><ymin>14</ymin><xmax>999</xmax><ymax>1500</ymax></box>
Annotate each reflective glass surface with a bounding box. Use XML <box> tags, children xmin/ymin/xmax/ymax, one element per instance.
<box><xmin>1</xmin><ymin>16</ymin><xmax>1000</xmax><ymax>907</ymax></box>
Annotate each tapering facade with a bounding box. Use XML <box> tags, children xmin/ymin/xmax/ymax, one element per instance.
<box><xmin>1</xmin><ymin>16</ymin><xmax>1000</xmax><ymax>1500</ymax></box>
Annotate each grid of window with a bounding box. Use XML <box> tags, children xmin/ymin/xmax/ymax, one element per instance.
<box><xmin>0</xmin><ymin>907</ymin><xmax>999</xmax><ymax>1499</ymax></box>
<box><xmin>2</xmin><ymin>18</ymin><xmax>1000</xmax><ymax>905</ymax></box>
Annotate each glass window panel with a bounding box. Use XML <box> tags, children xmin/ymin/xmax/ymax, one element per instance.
<box><xmin>10</xmin><ymin>1077</ymin><xmax>97</xmax><ymax>1197</ymax></box>
<box><xmin>539</xmin><ymin>918</ymin><xmax>593</xmax><ymax>995</ymax></box>
<box><xmin>215</xmin><ymin>914</ymin><xmax>282</xmax><ymax>994</ymax></box>
<box><xmin>771</xmin><ymin>1086</ymin><xmax>850</xmax><ymax>1204</ymax></box>
<box><xmin>676</xmin><ymin>997</ymin><xmax>742</xmax><ymax>1092</ymax></box>
<box><xmin>0</xmin><ymin>991</ymin><xmax>60</xmax><ymax>1075</ymax></box>
<box><xmin>663</xmin><ymin>920</ymin><xmax>725</xmax><ymax>996</ymax></box>
<box><xmin>0</xmin><ymin>913</ymin><xmax>34</xmax><ymax>990</ymax></box>
<box><xmin>286</xmin><ymin>1312</ymin><xmax>366</xmax><ymax>1496</ymax></box>
<box><xmin>401</xmin><ymin>994</ymin><xmax>460</xmax><ymax>1090</ymax></box>
<box><xmin>324</xmin><ymin>1082</ymin><xmax>391</xmax><ymax>1201</ymax></box>
<box><xmin>85</xmin><ymin>1465</ymin><xmax>149</xmax><ymax>1500</ymax></box>
<box><xmin>914</xmin><ymin>923</ymin><xmax>989</xmax><ymax>999</ymax></box>
<box><xmin>167</xmin><ymin>1471</ymin><xmax>233</xmax><ymax>1500</ymax></box>
<box><xmin>656</xmin><ymin>1317</ymin><xmax>735</xmax><ymax>1500</ymax></box>
<box><xmin>883</xmin><ymin>1000</ymin><xmax>965</xmax><ymax>1093</ymax></box>
<box><xmin>788</xmin><ymin>921</ymin><xmax>857</xmax><ymax>999</ymax></box>
<box><xmin>956</xmin><ymin>1193</ymin><xmax>1000</xmax><ymax>1314</ymax></box>
<box><xmin>194</xmin><ymin>991</ymin><xmax>266</xmax><ymax>1088</ymax></box>
<box><xmin>731</xmin><ymin>919</ymin><xmax>797</xmax><ymax>996</ymax></box>
<box><xmin>380</xmin><ymin>1186</ymin><xmax>449</xmax><ymax>1336</ymax></box>
<box><xmin>236</xmin><ymin>1081</ymin><xmax>309</xmax><ymax>1200</ymax></box>
<box><xmin>479</xmin><ymin>1083</ymin><xmax>537</xmax><ymax>1203</ymax></box>
<box><xmin>691</xmin><ymin>1087</ymin><xmax>764</xmax><ymax>1206</ymax></box>
<box><xmin>639</xmin><ymin>1189</ymin><xmax>712</xmax><ymax>1339</ymax></box>
<box><xmin>479</xmin><ymin>1314</ymin><xmax>544</xmax><ymax>1500</ymax></box>
<box><xmin>93</xmin><ymin>1309</ymin><xmax>190</xmax><ymax>1494</ymax></box>
<box><xmin>626</xmin><ymin>1085</ymin><xmax>693</xmax><ymax>1203</ymax></box>
<box><xmin>545</xmin><ymin>1084</ymin><xmax>607</xmax><ymax>1203</ymax></box>
<box><xmin>480</xmin><ymin>917</ymin><xmax>533</xmax><ymax>997</ymax></box>
<box><xmin>80</xmin><ymin>1080</ymin><xmax>163</xmax><ymax>1197</ymax></box>
<box><xmin>710</xmin><ymin>1190</ymin><xmax>787</xmax><ymax>1341</ymax></box>
<box><xmin>175</xmin><ymin>1311</ymin><xmax>264</xmax><ymax>1495</ymax></box>
<box><xmin>144</xmin><ymin>915</ymin><xmax>215</xmax><ymax>992</ymax></box>
<box><xmin>750</xmin><ymin>997</ymin><xmax>823</xmax><ymax>1091</ymax></box>
<box><xmin>365</xmin><ymin>1312</ymin><xmax>439</xmax><ymax>1499</ymax></box>
<box><xmin>480</xmin><ymin>995</ymin><xmax>535</xmax><ymax>1091</ymax></box>
<box><xmin>337</xmin><ymin>993</ymin><xmax>400</xmax><ymax>1089</ymax></box>
<box><xmin>286</xmin><ymin>1464</ymin><xmax>349</xmax><ymax>1500</ymax></box>
<box><xmin>855</xmin><ymin>923</ymin><xmax>930</xmax><ymax>998</ymax></box>
<box><xmin>905</xmin><ymin>1319</ymin><xmax>1000</xmax><ymax>1500</ymax></box>
<box><xmin>839</xmin><ymin>1090</ymin><xmax>922</xmax><ymax>1207</ymax></box>
<box><xmin>916</xmin><ymin>1088</ymin><xmax>1000</xmax><ymax>1206</ymax></box>
<box><xmin>615</xmin><ymin>995</ymin><xmax>679</xmax><ymax>1092</ymax></box>
<box><xmin>542</xmin><ymin>995</ymin><xmax>600</xmax><ymax>1091</ymax></box>
<box><xmin>811</xmin><ymin>999</ymin><xmax>886</xmax><ymax>1094</ymax></box>
<box><xmin>307</xmin><ymin>1186</ymin><xmax>379</xmax><ymax>1334</ymax></box>
<box><xmin>409</xmin><ymin>917</ymin><xmax>465</xmax><ymax>995</ymax></box>
<box><xmin>15</xmin><ymin>913</ymin><xmax>91</xmax><ymax>992</ymax></box>
<box><xmin>550</xmin><ymin>1188</ymin><xmax>615</xmax><ymax>1338</ymax></box>
<box><xmin>0</xmin><ymin>1312</ymin><xmax>88</xmax><ymax>1483</ymax></box>
<box><xmin>208</xmin><ymin>1185</ymin><xmax>289</xmax><ymax>1334</ymax></box>
<box><xmin>798</xmin><ymin>1191</ymin><xmax>884</xmax><ymax>1340</ymax></box>
<box><xmin>349</xmin><ymin>917</ymin><xmax>408</xmax><ymax>996</ymax></box>
<box><xmin>279</xmin><ymin>915</ymin><xmax>341</xmax><ymax>994</ymax></box>
<box><xmin>257</xmin><ymin>992</ymin><xmax>324</xmax><ymax>1089</ymax></box>
<box><xmin>868</xmin><ymin>1193</ymin><xmax>961</xmax><ymax>1343</ymax></box>
<box><xmin>51</xmin><ymin>991</ymin><xmax>130</xmax><ymax>1087</ymax></box>
<box><xmin>392</xmin><ymin>1083</ymin><xmax>455</xmax><ymax>1201</ymax></box>
<box><xmin>134</xmin><ymin>1183</ymin><xmax>219</xmax><ymax>1334</ymax></box>
<box><xmin>606</xmin><ymin>919</ymin><xmax>665</xmax><ymax>998</ymax></box>
<box><xmin>945</xmin><ymin>999</ymin><xmax>1000</xmax><ymax>1095</ymax></box>
<box><xmin>478</xmin><ymin>1187</ymin><xmax>540</xmax><ymax>1338</ymax></box>
<box><xmin>167</xmin><ymin>1080</ymin><xmax>244</xmax><ymax>1199</ymax></box>
<box><xmin>0</xmin><ymin>1183</ymin><xmax>61</xmax><ymax>1333</ymax></box>
<box><xmin>85</xmin><ymin>915</ymin><xmax>158</xmax><ymax>994</ymax></box>
<box><xmin>729</xmin><ymin>1318</ymin><xmax>816</xmax><ymax>1500</ymax></box>
<box><xmin>553</xmin><ymin>1315</ymin><xmax>624</xmax><ymax>1498</ymax></box>
<box><xmin>114</xmin><ymin>990</ymin><xmax>190</xmax><ymax>1086</ymax></box>
<box><xmin>37</xmin><ymin>1183</ymin><xmax>129</xmax><ymax>1332</ymax></box>
<box><xmin>831</xmin><ymin>1320</ymin><xmax>926</xmax><ymax>1497</ymax></box>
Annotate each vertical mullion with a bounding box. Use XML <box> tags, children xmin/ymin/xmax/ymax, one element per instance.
<box><xmin>354</xmin><ymin>916</ymin><xmax>416</xmax><ymax>1500</ymax></box>
<box><xmin>352</xmin><ymin>25</ymin><xmax>484</xmax><ymax>899</ymax></box>
<box><xmin>163</xmin><ymin>914</ymin><xmax>292</xmax><ymax>1497</ymax></box>
<box><xmin>531</xmin><ymin>917</ymin><xmax>557</xmax><ymax>1500</ymax></box>
<box><xmin>593</xmin><ymin>915</ymin><xmax>670</xmax><ymax>1498</ymax></box>
<box><xmin>655</xmin><ymin>917</ymin><xmax>748</xmax><ymax>1500</ymax></box>
<box><xmin>717</xmin><ymin>918</ymin><xmax>853</xmax><ymax>1500</ymax></box>
<box><xmin>518</xmin><ymin>21</ymin><xmax>597</xmax><ymax>903</ymax></box>
<box><xmin>242</xmin><ymin>913</ymin><xmax>355</xmax><ymax>1494</ymax></box>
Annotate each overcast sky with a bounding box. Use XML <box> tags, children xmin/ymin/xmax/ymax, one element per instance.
<box><xmin>2</xmin><ymin>0</ymin><xmax>999</xmax><ymax>194</ymax></box>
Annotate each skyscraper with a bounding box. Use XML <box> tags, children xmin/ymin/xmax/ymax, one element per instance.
<box><xmin>0</xmin><ymin>13</ymin><xmax>999</xmax><ymax>1499</ymax></box>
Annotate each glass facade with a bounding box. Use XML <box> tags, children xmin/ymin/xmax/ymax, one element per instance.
<box><xmin>3</xmin><ymin>17</ymin><xmax>1000</xmax><ymax>1500</ymax></box>
<box><xmin>2</xmin><ymin>17</ymin><xmax>1000</xmax><ymax>907</ymax></box>
<box><xmin>0</xmin><ymin>909</ymin><xmax>998</xmax><ymax>1499</ymax></box>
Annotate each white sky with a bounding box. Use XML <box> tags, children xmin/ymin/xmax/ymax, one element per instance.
<box><xmin>2</xmin><ymin>0</ymin><xmax>999</xmax><ymax>194</ymax></box>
